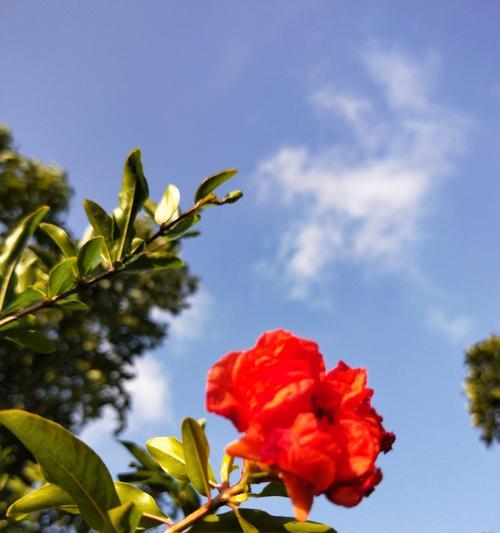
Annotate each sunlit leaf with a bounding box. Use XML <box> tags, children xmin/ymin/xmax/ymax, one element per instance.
<box><xmin>194</xmin><ymin>169</ymin><xmax>238</xmax><ymax>202</ymax></box>
<box><xmin>83</xmin><ymin>199</ymin><xmax>114</xmax><ymax>265</ymax></box>
<box><xmin>181</xmin><ymin>417</ymin><xmax>211</xmax><ymax>496</ymax></box>
<box><xmin>119</xmin><ymin>440</ymin><xmax>160</xmax><ymax>472</ymax></box>
<box><xmin>115</xmin><ymin>149</ymin><xmax>149</xmax><ymax>259</ymax></box>
<box><xmin>1</xmin><ymin>288</ymin><xmax>45</xmax><ymax>315</ymax></box>
<box><xmin>47</xmin><ymin>258</ymin><xmax>77</xmax><ymax>297</ymax></box>
<box><xmin>77</xmin><ymin>236</ymin><xmax>104</xmax><ymax>276</ymax></box>
<box><xmin>0</xmin><ymin>206</ymin><xmax>49</xmax><ymax>309</ymax></box>
<box><xmin>103</xmin><ymin>502</ymin><xmax>140</xmax><ymax>533</ymax></box>
<box><xmin>146</xmin><ymin>437</ymin><xmax>188</xmax><ymax>481</ymax></box>
<box><xmin>39</xmin><ymin>223</ymin><xmax>76</xmax><ymax>257</ymax></box>
<box><xmin>155</xmin><ymin>184</ymin><xmax>180</xmax><ymax>225</ymax></box>
<box><xmin>7</xmin><ymin>483</ymin><xmax>78</xmax><ymax>517</ymax></box>
<box><xmin>164</xmin><ymin>212</ymin><xmax>200</xmax><ymax>240</ymax></box>
<box><xmin>8</xmin><ymin>481</ymin><xmax>169</xmax><ymax>530</ymax></box>
<box><xmin>0</xmin><ymin>410</ymin><xmax>120</xmax><ymax>530</ymax></box>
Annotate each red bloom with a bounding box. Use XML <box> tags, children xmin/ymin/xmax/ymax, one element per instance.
<box><xmin>206</xmin><ymin>330</ymin><xmax>395</xmax><ymax>520</ymax></box>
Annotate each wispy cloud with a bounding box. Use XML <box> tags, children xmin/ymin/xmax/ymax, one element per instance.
<box><xmin>151</xmin><ymin>287</ymin><xmax>215</xmax><ymax>353</ymax></box>
<box><xmin>425</xmin><ymin>306</ymin><xmax>473</xmax><ymax>343</ymax></box>
<box><xmin>80</xmin><ymin>354</ymin><xmax>172</xmax><ymax>447</ymax></box>
<box><xmin>255</xmin><ymin>45</ymin><xmax>468</xmax><ymax>301</ymax></box>
<box><xmin>125</xmin><ymin>355</ymin><xmax>173</xmax><ymax>427</ymax></box>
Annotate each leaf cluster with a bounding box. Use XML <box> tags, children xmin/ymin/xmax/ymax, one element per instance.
<box><xmin>464</xmin><ymin>334</ymin><xmax>500</xmax><ymax>445</ymax></box>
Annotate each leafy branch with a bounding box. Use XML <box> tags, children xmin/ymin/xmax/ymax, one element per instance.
<box><xmin>0</xmin><ymin>149</ymin><xmax>242</xmax><ymax>352</ymax></box>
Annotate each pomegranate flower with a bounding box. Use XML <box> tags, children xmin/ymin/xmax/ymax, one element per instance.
<box><xmin>206</xmin><ymin>329</ymin><xmax>394</xmax><ymax>520</ymax></box>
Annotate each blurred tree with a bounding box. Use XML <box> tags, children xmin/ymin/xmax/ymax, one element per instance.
<box><xmin>0</xmin><ymin>123</ymin><xmax>197</xmax><ymax>476</ymax></box>
<box><xmin>464</xmin><ymin>334</ymin><xmax>500</xmax><ymax>446</ymax></box>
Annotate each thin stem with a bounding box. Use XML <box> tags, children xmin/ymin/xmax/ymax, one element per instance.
<box><xmin>164</xmin><ymin>475</ymin><xmax>248</xmax><ymax>532</ymax></box>
<box><xmin>0</xmin><ymin>202</ymin><xmax>203</xmax><ymax>330</ymax></box>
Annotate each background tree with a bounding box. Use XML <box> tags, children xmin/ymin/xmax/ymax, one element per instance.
<box><xmin>0</xmin><ymin>124</ymin><xmax>197</xmax><ymax>477</ymax></box>
<box><xmin>464</xmin><ymin>334</ymin><xmax>500</xmax><ymax>446</ymax></box>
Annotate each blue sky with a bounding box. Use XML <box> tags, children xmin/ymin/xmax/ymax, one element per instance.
<box><xmin>1</xmin><ymin>2</ymin><xmax>499</xmax><ymax>532</ymax></box>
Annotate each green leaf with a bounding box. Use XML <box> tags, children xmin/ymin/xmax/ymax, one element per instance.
<box><xmin>190</xmin><ymin>510</ymin><xmax>336</xmax><ymax>532</ymax></box>
<box><xmin>253</xmin><ymin>482</ymin><xmax>288</xmax><ymax>498</ymax></box>
<box><xmin>39</xmin><ymin>223</ymin><xmax>77</xmax><ymax>257</ymax></box>
<box><xmin>221</xmin><ymin>190</ymin><xmax>244</xmax><ymax>204</ymax></box>
<box><xmin>57</xmin><ymin>299</ymin><xmax>88</xmax><ymax>311</ymax></box>
<box><xmin>123</xmin><ymin>252</ymin><xmax>183</xmax><ymax>273</ymax></box>
<box><xmin>103</xmin><ymin>502</ymin><xmax>141</xmax><ymax>533</ymax></box>
<box><xmin>47</xmin><ymin>258</ymin><xmax>77</xmax><ymax>297</ymax></box>
<box><xmin>181</xmin><ymin>417</ymin><xmax>211</xmax><ymax>496</ymax></box>
<box><xmin>119</xmin><ymin>440</ymin><xmax>160</xmax><ymax>472</ymax></box>
<box><xmin>77</xmin><ymin>236</ymin><xmax>104</xmax><ymax>276</ymax></box>
<box><xmin>220</xmin><ymin>454</ymin><xmax>235</xmax><ymax>484</ymax></box>
<box><xmin>5</xmin><ymin>330</ymin><xmax>56</xmax><ymax>353</ymax></box>
<box><xmin>0</xmin><ymin>206</ymin><xmax>49</xmax><ymax>309</ymax></box>
<box><xmin>114</xmin><ymin>481</ymin><xmax>170</xmax><ymax>529</ymax></box>
<box><xmin>83</xmin><ymin>199</ymin><xmax>114</xmax><ymax>265</ymax></box>
<box><xmin>1</xmin><ymin>288</ymin><xmax>45</xmax><ymax>315</ymax></box>
<box><xmin>0</xmin><ymin>410</ymin><xmax>120</xmax><ymax>530</ymax></box>
<box><xmin>146</xmin><ymin>437</ymin><xmax>188</xmax><ymax>481</ymax></box>
<box><xmin>194</xmin><ymin>169</ymin><xmax>238</xmax><ymax>202</ymax></box>
<box><xmin>233</xmin><ymin>507</ymin><xmax>260</xmax><ymax>533</ymax></box>
<box><xmin>164</xmin><ymin>212</ymin><xmax>201</xmax><ymax>240</ymax></box>
<box><xmin>155</xmin><ymin>184</ymin><xmax>180</xmax><ymax>225</ymax></box>
<box><xmin>8</xmin><ymin>481</ymin><xmax>169</xmax><ymax>530</ymax></box>
<box><xmin>115</xmin><ymin>148</ymin><xmax>150</xmax><ymax>259</ymax></box>
<box><xmin>7</xmin><ymin>483</ymin><xmax>77</xmax><ymax>517</ymax></box>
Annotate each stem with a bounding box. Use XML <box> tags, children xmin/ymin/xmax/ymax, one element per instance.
<box><xmin>0</xmin><ymin>202</ymin><xmax>203</xmax><ymax>330</ymax></box>
<box><xmin>164</xmin><ymin>478</ymin><xmax>247</xmax><ymax>532</ymax></box>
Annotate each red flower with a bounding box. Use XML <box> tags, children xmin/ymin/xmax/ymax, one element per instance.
<box><xmin>206</xmin><ymin>330</ymin><xmax>395</xmax><ymax>520</ymax></box>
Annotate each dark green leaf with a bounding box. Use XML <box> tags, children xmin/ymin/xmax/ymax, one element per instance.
<box><xmin>83</xmin><ymin>199</ymin><xmax>114</xmax><ymax>265</ymax></box>
<box><xmin>233</xmin><ymin>507</ymin><xmax>260</xmax><ymax>533</ymax></box>
<box><xmin>123</xmin><ymin>252</ymin><xmax>183</xmax><ymax>273</ymax></box>
<box><xmin>47</xmin><ymin>258</ymin><xmax>77</xmax><ymax>297</ymax></box>
<box><xmin>146</xmin><ymin>437</ymin><xmax>188</xmax><ymax>481</ymax></box>
<box><xmin>181</xmin><ymin>417</ymin><xmax>211</xmax><ymax>496</ymax></box>
<box><xmin>103</xmin><ymin>502</ymin><xmax>141</xmax><ymax>533</ymax></box>
<box><xmin>57</xmin><ymin>299</ymin><xmax>88</xmax><ymax>311</ymax></box>
<box><xmin>0</xmin><ymin>409</ymin><xmax>120</xmax><ymax>530</ymax></box>
<box><xmin>119</xmin><ymin>440</ymin><xmax>160</xmax><ymax>472</ymax></box>
<box><xmin>194</xmin><ymin>169</ymin><xmax>238</xmax><ymax>202</ymax></box>
<box><xmin>39</xmin><ymin>223</ymin><xmax>77</xmax><ymax>257</ymax></box>
<box><xmin>253</xmin><ymin>482</ymin><xmax>288</xmax><ymax>498</ymax></box>
<box><xmin>1</xmin><ymin>288</ymin><xmax>45</xmax><ymax>315</ymax></box>
<box><xmin>155</xmin><ymin>184</ymin><xmax>180</xmax><ymax>225</ymax></box>
<box><xmin>0</xmin><ymin>206</ymin><xmax>49</xmax><ymax>308</ymax></box>
<box><xmin>77</xmin><ymin>236</ymin><xmax>104</xmax><ymax>276</ymax></box>
<box><xmin>190</xmin><ymin>510</ymin><xmax>336</xmax><ymax>532</ymax></box>
<box><xmin>164</xmin><ymin>212</ymin><xmax>200</xmax><ymax>240</ymax></box>
<box><xmin>115</xmin><ymin>148</ymin><xmax>149</xmax><ymax>259</ymax></box>
<box><xmin>5</xmin><ymin>330</ymin><xmax>56</xmax><ymax>353</ymax></box>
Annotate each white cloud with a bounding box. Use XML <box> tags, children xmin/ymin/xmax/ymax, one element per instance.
<box><xmin>425</xmin><ymin>306</ymin><xmax>473</xmax><ymax>343</ymax></box>
<box><xmin>151</xmin><ymin>287</ymin><xmax>214</xmax><ymax>353</ymax></box>
<box><xmin>125</xmin><ymin>355</ymin><xmax>173</xmax><ymax>427</ymax></box>
<box><xmin>254</xmin><ymin>45</ymin><xmax>468</xmax><ymax>301</ymax></box>
<box><xmin>80</xmin><ymin>354</ymin><xmax>172</xmax><ymax>447</ymax></box>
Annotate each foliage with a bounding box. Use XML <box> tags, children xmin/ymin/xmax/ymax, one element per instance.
<box><xmin>0</xmin><ymin>134</ymin><xmax>242</xmax><ymax>530</ymax></box>
<box><xmin>464</xmin><ymin>334</ymin><xmax>500</xmax><ymax>445</ymax></box>
<box><xmin>0</xmin><ymin>126</ymin><xmax>198</xmax><ymax>478</ymax></box>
